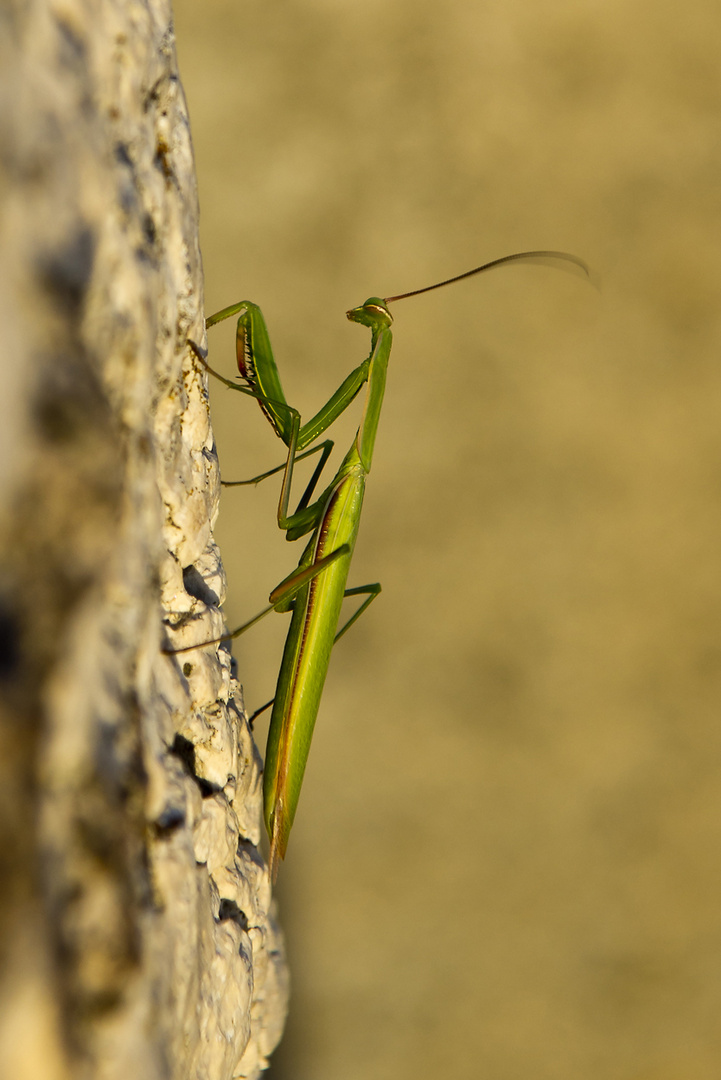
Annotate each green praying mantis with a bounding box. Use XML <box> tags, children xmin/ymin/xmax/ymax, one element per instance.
<box><xmin>169</xmin><ymin>250</ymin><xmax>589</xmax><ymax>880</ymax></box>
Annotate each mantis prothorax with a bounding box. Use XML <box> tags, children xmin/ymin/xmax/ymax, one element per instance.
<box><xmin>168</xmin><ymin>250</ymin><xmax>589</xmax><ymax>880</ymax></box>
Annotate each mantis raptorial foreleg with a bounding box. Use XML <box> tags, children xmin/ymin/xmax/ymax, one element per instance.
<box><xmin>169</xmin><ymin>250</ymin><xmax>589</xmax><ymax>879</ymax></box>
<box><xmin>189</xmin><ymin>338</ymin><xmax>341</xmax><ymax>527</ymax></box>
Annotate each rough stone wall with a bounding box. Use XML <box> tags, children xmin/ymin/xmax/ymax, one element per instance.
<box><xmin>0</xmin><ymin>2</ymin><xmax>288</xmax><ymax>1078</ymax></box>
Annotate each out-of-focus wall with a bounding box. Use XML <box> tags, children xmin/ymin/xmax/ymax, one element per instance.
<box><xmin>173</xmin><ymin>2</ymin><xmax>721</xmax><ymax>1077</ymax></box>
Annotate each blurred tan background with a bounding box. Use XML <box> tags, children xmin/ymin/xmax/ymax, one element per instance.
<box><xmin>172</xmin><ymin>1</ymin><xmax>720</xmax><ymax>1077</ymax></box>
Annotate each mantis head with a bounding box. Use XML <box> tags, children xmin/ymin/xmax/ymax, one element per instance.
<box><xmin>346</xmin><ymin>297</ymin><xmax>394</xmax><ymax>331</ymax></box>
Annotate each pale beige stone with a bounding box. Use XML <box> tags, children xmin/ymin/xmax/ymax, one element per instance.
<box><xmin>0</xmin><ymin>2</ymin><xmax>288</xmax><ymax>1078</ymax></box>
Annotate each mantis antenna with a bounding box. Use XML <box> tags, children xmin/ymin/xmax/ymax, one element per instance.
<box><xmin>383</xmin><ymin>250</ymin><xmax>590</xmax><ymax>304</ymax></box>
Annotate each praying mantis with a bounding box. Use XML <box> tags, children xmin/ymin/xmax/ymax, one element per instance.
<box><xmin>170</xmin><ymin>250</ymin><xmax>589</xmax><ymax>880</ymax></box>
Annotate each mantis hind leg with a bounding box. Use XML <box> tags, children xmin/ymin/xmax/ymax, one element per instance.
<box><xmin>248</xmin><ymin>580</ymin><xmax>381</xmax><ymax>725</ymax></box>
<box><xmin>334</xmin><ymin>582</ymin><xmax>381</xmax><ymax>643</ymax></box>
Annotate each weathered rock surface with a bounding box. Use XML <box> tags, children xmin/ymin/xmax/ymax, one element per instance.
<box><xmin>0</xmin><ymin>2</ymin><xmax>288</xmax><ymax>1077</ymax></box>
